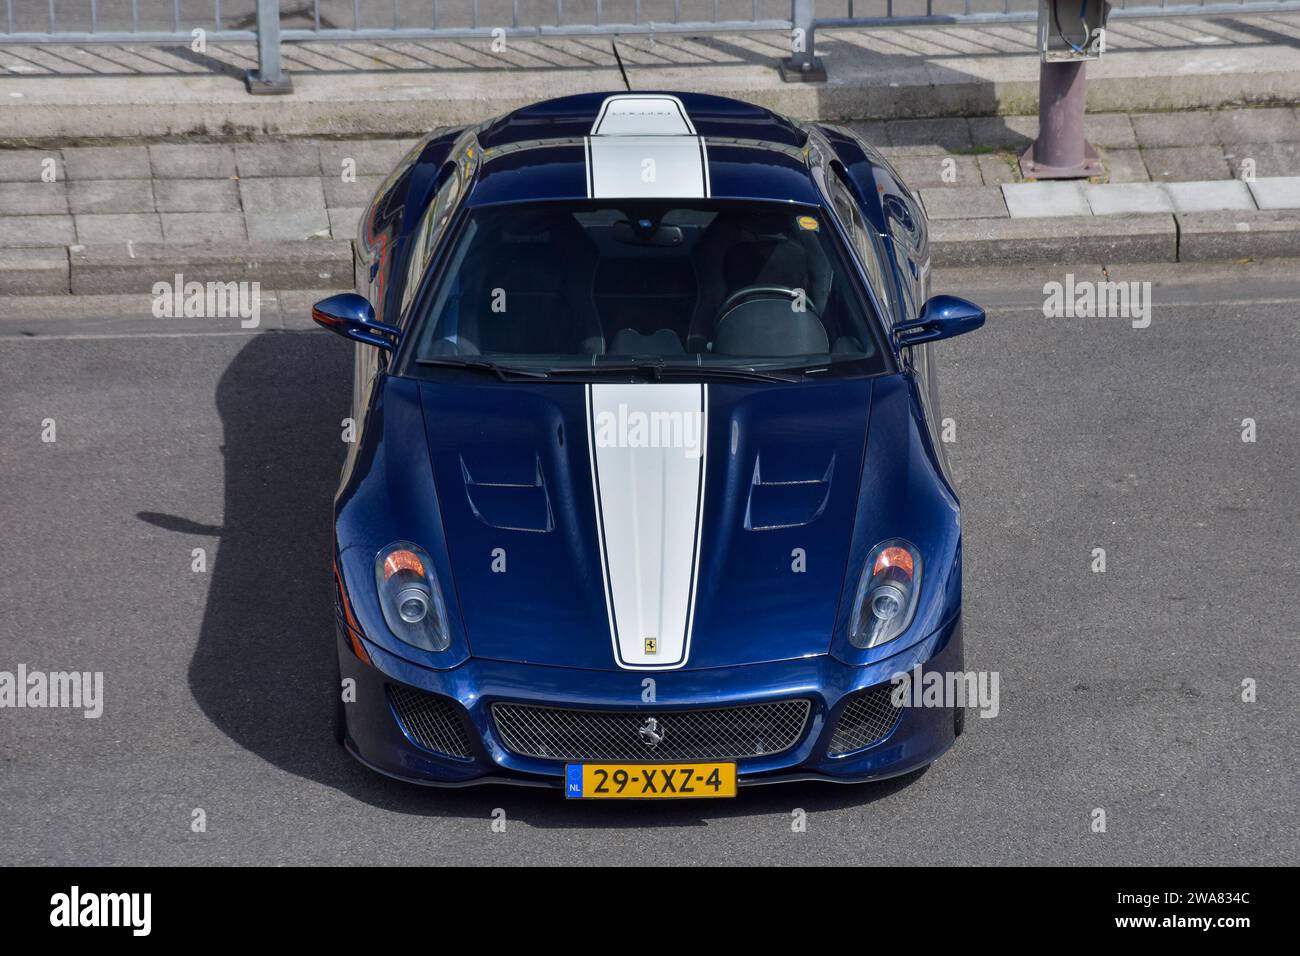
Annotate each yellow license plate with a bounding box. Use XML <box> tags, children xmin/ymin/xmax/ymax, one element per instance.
<box><xmin>564</xmin><ymin>762</ymin><xmax>737</xmax><ymax>799</ymax></box>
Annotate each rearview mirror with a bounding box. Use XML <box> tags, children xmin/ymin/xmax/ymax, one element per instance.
<box><xmin>311</xmin><ymin>293</ymin><xmax>400</xmax><ymax>350</ymax></box>
<box><xmin>612</xmin><ymin>220</ymin><xmax>684</xmax><ymax>247</ymax></box>
<box><xmin>894</xmin><ymin>295</ymin><xmax>985</xmax><ymax>346</ymax></box>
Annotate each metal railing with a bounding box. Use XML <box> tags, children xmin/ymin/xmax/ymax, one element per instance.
<box><xmin>3</xmin><ymin>0</ymin><xmax>1300</xmax><ymax>89</ymax></box>
<box><xmin>790</xmin><ymin>0</ymin><xmax>1300</xmax><ymax>73</ymax></box>
<box><xmin>0</xmin><ymin>1</ymin><xmax>795</xmax><ymax>41</ymax></box>
<box><xmin>810</xmin><ymin>0</ymin><xmax>1300</xmax><ymax>30</ymax></box>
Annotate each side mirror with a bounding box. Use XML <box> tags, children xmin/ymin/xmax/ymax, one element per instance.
<box><xmin>894</xmin><ymin>295</ymin><xmax>985</xmax><ymax>346</ymax></box>
<box><xmin>311</xmin><ymin>293</ymin><xmax>400</xmax><ymax>351</ymax></box>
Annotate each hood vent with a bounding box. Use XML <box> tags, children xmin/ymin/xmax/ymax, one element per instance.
<box><xmin>744</xmin><ymin>452</ymin><xmax>835</xmax><ymax>531</ymax></box>
<box><xmin>460</xmin><ymin>454</ymin><xmax>554</xmax><ymax>533</ymax></box>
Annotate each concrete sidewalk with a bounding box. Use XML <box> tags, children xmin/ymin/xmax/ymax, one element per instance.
<box><xmin>4</xmin><ymin>105</ymin><xmax>1300</xmax><ymax>296</ymax></box>
<box><xmin>3</xmin><ymin>15</ymin><xmax>1300</xmax><ymax>140</ymax></box>
<box><xmin>0</xmin><ymin>102</ymin><xmax>1294</xmax><ymax>293</ymax></box>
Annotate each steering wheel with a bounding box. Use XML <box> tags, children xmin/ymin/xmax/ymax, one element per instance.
<box><xmin>716</xmin><ymin>285</ymin><xmax>817</xmax><ymax>319</ymax></box>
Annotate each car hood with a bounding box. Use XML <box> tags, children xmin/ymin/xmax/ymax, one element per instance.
<box><xmin>418</xmin><ymin>377</ymin><xmax>877</xmax><ymax>671</ymax></box>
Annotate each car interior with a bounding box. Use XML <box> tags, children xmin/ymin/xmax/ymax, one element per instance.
<box><xmin>417</xmin><ymin>201</ymin><xmax>884</xmax><ymax>366</ymax></box>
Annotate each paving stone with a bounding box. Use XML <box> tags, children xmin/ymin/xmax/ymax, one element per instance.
<box><xmin>0</xmin><ymin>247</ymin><xmax>69</xmax><ymax>295</ymax></box>
<box><xmin>74</xmin><ymin>213</ymin><xmax>164</xmax><ymax>243</ymax></box>
<box><xmin>1178</xmin><ymin>210</ymin><xmax>1300</xmax><ymax>261</ymax></box>
<box><xmin>1083</xmin><ymin>182</ymin><xmax>1173</xmax><ymax>215</ymax></box>
<box><xmin>918</xmin><ymin>186</ymin><xmax>1008</xmax><ymax>220</ymax></box>
<box><xmin>977</xmin><ymin>153</ymin><xmax>1020</xmax><ymax>186</ymax></box>
<box><xmin>328</xmin><ymin>207</ymin><xmax>365</xmax><ymax>240</ymax></box>
<box><xmin>1101</xmin><ymin>148</ymin><xmax>1150</xmax><ymax>184</ymax></box>
<box><xmin>1211</xmin><ymin>108</ymin><xmax>1300</xmax><ymax>146</ymax></box>
<box><xmin>239</xmin><ymin>178</ymin><xmax>329</xmax><ymax>239</ymax></box>
<box><xmin>884</xmin><ymin>118</ymin><xmax>972</xmax><ymax>155</ymax></box>
<box><xmin>1131</xmin><ymin>112</ymin><xmax>1218</xmax><ymax>149</ymax></box>
<box><xmin>160</xmin><ymin>212</ymin><xmax>248</xmax><ymax>243</ymax></box>
<box><xmin>69</xmin><ymin>241</ymin><xmax>353</xmax><ymax>295</ymax></box>
<box><xmin>1247</xmin><ymin>176</ymin><xmax>1300</xmax><ymax>210</ymax></box>
<box><xmin>318</xmin><ymin>140</ymin><xmax>413</xmax><ymax>177</ymax></box>
<box><xmin>149</xmin><ymin>143</ymin><xmax>237</xmax><ymax>179</ymax></box>
<box><xmin>1084</xmin><ymin>113</ymin><xmax>1137</xmax><ymax>149</ymax></box>
<box><xmin>1001</xmin><ymin>181</ymin><xmax>1090</xmax><ymax>218</ymax></box>
<box><xmin>1142</xmin><ymin>145</ymin><xmax>1233</xmax><ymax>182</ymax></box>
<box><xmin>840</xmin><ymin>121</ymin><xmax>890</xmax><ymax>147</ymax></box>
<box><xmin>153</xmin><ymin>178</ymin><xmax>240</xmax><ymax>213</ymax></box>
<box><xmin>62</xmin><ymin>145</ymin><xmax>151</xmax><ymax>180</ymax></box>
<box><xmin>246</xmin><ymin>209</ymin><xmax>331</xmax><ymax>241</ymax></box>
<box><xmin>969</xmin><ymin>116</ymin><xmax>1036</xmax><ymax>151</ymax></box>
<box><xmin>235</xmin><ymin>142</ymin><xmax>323</xmax><ymax>178</ymax></box>
<box><xmin>67</xmin><ymin>179</ymin><xmax>155</xmax><ymax>214</ymax></box>
<box><xmin>0</xmin><ymin>214</ymin><xmax>75</xmax><ymax>247</ymax></box>
<box><xmin>323</xmin><ymin>174</ymin><xmax>386</xmax><ymax>209</ymax></box>
<box><xmin>0</xmin><ymin>181</ymin><xmax>69</xmax><ymax>215</ymax></box>
<box><xmin>888</xmin><ymin>154</ymin><xmax>980</xmax><ymax>188</ymax></box>
<box><xmin>930</xmin><ymin>214</ymin><xmax>1177</xmax><ymax>267</ymax></box>
<box><xmin>1164</xmin><ymin>180</ymin><xmax>1256</xmax><ymax>213</ymax></box>
<box><xmin>238</xmin><ymin>176</ymin><xmax>325</xmax><ymax>210</ymax></box>
<box><xmin>1224</xmin><ymin>142</ymin><xmax>1300</xmax><ymax>179</ymax></box>
<box><xmin>0</xmin><ymin>150</ymin><xmax>63</xmax><ymax>183</ymax></box>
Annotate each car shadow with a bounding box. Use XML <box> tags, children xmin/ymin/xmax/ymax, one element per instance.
<box><xmin>152</xmin><ymin>331</ymin><xmax>924</xmax><ymax>827</ymax></box>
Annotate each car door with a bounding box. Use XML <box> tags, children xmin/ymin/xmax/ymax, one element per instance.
<box><xmin>353</xmin><ymin>159</ymin><xmax>468</xmax><ymax>424</ymax></box>
<box><xmin>882</xmin><ymin>190</ymin><xmax>953</xmax><ymax>484</ymax></box>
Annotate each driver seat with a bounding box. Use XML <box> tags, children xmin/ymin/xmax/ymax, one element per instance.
<box><xmin>687</xmin><ymin>231</ymin><xmax>827</xmax><ymax>352</ymax></box>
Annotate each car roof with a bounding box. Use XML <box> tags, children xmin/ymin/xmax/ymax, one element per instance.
<box><xmin>466</xmin><ymin>92</ymin><xmax>825</xmax><ymax>207</ymax></box>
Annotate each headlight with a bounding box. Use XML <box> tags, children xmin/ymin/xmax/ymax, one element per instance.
<box><xmin>374</xmin><ymin>542</ymin><xmax>450</xmax><ymax>652</ymax></box>
<box><xmin>849</xmin><ymin>539</ymin><xmax>921</xmax><ymax>649</ymax></box>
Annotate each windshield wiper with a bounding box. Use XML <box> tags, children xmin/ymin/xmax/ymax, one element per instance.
<box><xmin>543</xmin><ymin>362</ymin><xmax>669</xmax><ymax>380</ymax></box>
<box><xmin>418</xmin><ymin>357</ymin><xmax>803</xmax><ymax>384</ymax></box>
<box><xmin>543</xmin><ymin>361</ymin><xmax>802</xmax><ymax>383</ymax></box>
<box><xmin>415</xmin><ymin>357</ymin><xmax>550</xmax><ymax>380</ymax></box>
<box><xmin>655</xmin><ymin>365</ymin><xmax>803</xmax><ymax>384</ymax></box>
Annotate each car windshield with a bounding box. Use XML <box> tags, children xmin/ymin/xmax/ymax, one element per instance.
<box><xmin>406</xmin><ymin>199</ymin><xmax>891</xmax><ymax>380</ymax></box>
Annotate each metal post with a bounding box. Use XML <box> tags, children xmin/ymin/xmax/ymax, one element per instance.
<box><xmin>780</xmin><ymin>0</ymin><xmax>826</xmax><ymax>82</ymax></box>
<box><xmin>1019</xmin><ymin>60</ymin><xmax>1101</xmax><ymax>178</ymax></box>
<box><xmin>246</xmin><ymin>0</ymin><xmax>293</xmax><ymax>94</ymax></box>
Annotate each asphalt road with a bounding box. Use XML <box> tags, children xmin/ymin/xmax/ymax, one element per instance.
<box><xmin>0</xmin><ymin>260</ymin><xmax>1296</xmax><ymax>866</ymax></box>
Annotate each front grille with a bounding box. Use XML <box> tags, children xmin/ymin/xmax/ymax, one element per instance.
<box><xmin>388</xmin><ymin>685</ymin><xmax>473</xmax><ymax>759</ymax></box>
<box><xmin>828</xmin><ymin>683</ymin><xmax>904</xmax><ymax>755</ymax></box>
<box><xmin>492</xmin><ymin>700</ymin><xmax>812</xmax><ymax>762</ymax></box>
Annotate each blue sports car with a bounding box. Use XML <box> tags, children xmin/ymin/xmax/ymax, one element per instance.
<box><xmin>313</xmin><ymin>92</ymin><xmax>984</xmax><ymax>797</ymax></box>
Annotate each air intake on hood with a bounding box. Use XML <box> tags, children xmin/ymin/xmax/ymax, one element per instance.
<box><xmin>460</xmin><ymin>454</ymin><xmax>554</xmax><ymax>533</ymax></box>
<box><xmin>744</xmin><ymin>452</ymin><xmax>835</xmax><ymax>531</ymax></box>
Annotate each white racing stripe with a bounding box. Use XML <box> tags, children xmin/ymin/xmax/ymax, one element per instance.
<box><xmin>590</xmin><ymin>94</ymin><xmax>697</xmax><ymax>136</ymax></box>
<box><xmin>587</xmin><ymin>383</ymin><xmax>708</xmax><ymax>670</ymax></box>
<box><xmin>585</xmin><ymin>93</ymin><xmax>711</xmax><ymax>200</ymax></box>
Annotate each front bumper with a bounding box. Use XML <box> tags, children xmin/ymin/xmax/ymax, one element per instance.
<box><xmin>338</xmin><ymin>614</ymin><xmax>963</xmax><ymax>789</ymax></box>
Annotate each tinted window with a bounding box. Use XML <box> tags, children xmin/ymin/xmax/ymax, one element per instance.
<box><xmin>408</xmin><ymin>200</ymin><xmax>889</xmax><ymax>377</ymax></box>
<box><xmin>826</xmin><ymin>167</ymin><xmax>894</xmax><ymax>319</ymax></box>
<box><xmin>399</xmin><ymin>167</ymin><xmax>462</xmax><ymax>319</ymax></box>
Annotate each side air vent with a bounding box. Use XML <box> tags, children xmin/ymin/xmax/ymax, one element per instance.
<box><xmin>387</xmin><ymin>685</ymin><xmax>473</xmax><ymax>759</ymax></box>
<box><xmin>828</xmin><ymin>683</ymin><xmax>904</xmax><ymax>756</ymax></box>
